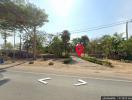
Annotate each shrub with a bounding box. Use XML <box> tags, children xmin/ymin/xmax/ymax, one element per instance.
<box><xmin>102</xmin><ymin>60</ymin><xmax>113</xmax><ymax>68</ymax></box>
<box><xmin>63</xmin><ymin>57</ymin><xmax>72</xmax><ymax>64</ymax></box>
<box><xmin>82</xmin><ymin>56</ymin><xmax>113</xmax><ymax>67</ymax></box>
<box><xmin>48</xmin><ymin>62</ymin><xmax>54</xmax><ymax>65</ymax></box>
<box><xmin>29</xmin><ymin>61</ymin><xmax>34</xmax><ymax>64</ymax></box>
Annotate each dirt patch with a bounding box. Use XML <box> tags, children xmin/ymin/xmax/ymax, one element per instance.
<box><xmin>107</xmin><ymin>60</ymin><xmax>132</xmax><ymax>74</ymax></box>
<box><xmin>5</xmin><ymin>57</ymin><xmax>132</xmax><ymax>80</ymax></box>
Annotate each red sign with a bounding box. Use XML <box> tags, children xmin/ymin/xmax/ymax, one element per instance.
<box><xmin>75</xmin><ymin>44</ymin><xmax>84</xmax><ymax>57</ymax></box>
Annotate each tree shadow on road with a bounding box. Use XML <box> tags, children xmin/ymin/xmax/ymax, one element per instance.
<box><xmin>0</xmin><ymin>69</ymin><xmax>6</xmax><ymax>79</ymax></box>
<box><xmin>0</xmin><ymin>69</ymin><xmax>10</xmax><ymax>86</ymax></box>
<box><xmin>0</xmin><ymin>62</ymin><xmax>26</xmax><ymax>71</ymax></box>
<box><xmin>0</xmin><ymin>69</ymin><xmax>6</xmax><ymax>73</ymax></box>
<box><xmin>0</xmin><ymin>78</ymin><xmax>10</xmax><ymax>86</ymax></box>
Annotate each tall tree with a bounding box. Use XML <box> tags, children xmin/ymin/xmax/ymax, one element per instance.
<box><xmin>0</xmin><ymin>31</ymin><xmax>12</xmax><ymax>49</ymax></box>
<box><xmin>72</xmin><ymin>38</ymin><xmax>81</xmax><ymax>46</ymax></box>
<box><xmin>0</xmin><ymin>1</ymin><xmax>49</xmax><ymax>59</ymax></box>
<box><xmin>49</xmin><ymin>36</ymin><xmax>64</xmax><ymax>57</ymax></box>
<box><xmin>61</xmin><ymin>30</ymin><xmax>70</xmax><ymax>56</ymax></box>
<box><xmin>0</xmin><ymin>30</ymin><xmax>12</xmax><ymax>57</ymax></box>
<box><xmin>81</xmin><ymin>35</ymin><xmax>89</xmax><ymax>55</ymax></box>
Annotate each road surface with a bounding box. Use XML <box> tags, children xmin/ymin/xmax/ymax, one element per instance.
<box><xmin>0</xmin><ymin>69</ymin><xmax>132</xmax><ymax>100</ymax></box>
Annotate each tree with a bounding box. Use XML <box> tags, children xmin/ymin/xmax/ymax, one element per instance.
<box><xmin>81</xmin><ymin>35</ymin><xmax>89</xmax><ymax>55</ymax></box>
<box><xmin>0</xmin><ymin>30</ymin><xmax>12</xmax><ymax>57</ymax></box>
<box><xmin>23</xmin><ymin>31</ymin><xmax>46</xmax><ymax>55</ymax></box>
<box><xmin>22</xmin><ymin>3</ymin><xmax>48</xmax><ymax>60</ymax></box>
<box><xmin>0</xmin><ymin>31</ymin><xmax>12</xmax><ymax>49</ymax></box>
<box><xmin>0</xmin><ymin>1</ymin><xmax>49</xmax><ymax>59</ymax></box>
<box><xmin>1</xmin><ymin>42</ymin><xmax>13</xmax><ymax>50</ymax></box>
<box><xmin>121</xmin><ymin>37</ymin><xmax>132</xmax><ymax>60</ymax></box>
<box><xmin>87</xmin><ymin>39</ymin><xmax>103</xmax><ymax>58</ymax></box>
<box><xmin>35</xmin><ymin>31</ymin><xmax>46</xmax><ymax>54</ymax></box>
<box><xmin>61</xmin><ymin>30</ymin><xmax>70</xmax><ymax>56</ymax></box>
<box><xmin>49</xmin><ymin>36</ymin><xmax>64</xmax><ymax>57</ymax></box>
<box><xmin>70</xmin><ymin>38</ymin><xmax>81</xmax><ymax>52</ymax></box>
<box><xmin>72</xmin><ymin>38</ymin><xmax>81</xmax><ymax>46</ymax></box>
<box><xmin>11</xmin><ymin>0</ymin><xmax>26</xmax><ymax>5</ymax></box>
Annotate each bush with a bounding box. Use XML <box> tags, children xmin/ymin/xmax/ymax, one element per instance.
<box><xmin>63</xmin><ymin>57</ymin><xmax>72</xmax><ymax>64</ymax></box>
<box><xmin>29</xmin><ymin>61</ymin><xmax>34</xmax><ymax>64</ymax></box>
<box><xmin>82</xmin><ymin>56</ymin><xmax>113</xmax><ymax>67</ymax></box>
<box><xmin>61</xmin><ymin>54</ymin><xmax>70</xmax><ymax>58</ymax></box>
<box><xmin>48</xmin><ymin>62</ymin><xmax>54</xmax><ymax>65</ymax></box>
<box><xmin>102</xmin><ymin>60</ymin><xmax>113</xmax><ymax>67</ymax></box>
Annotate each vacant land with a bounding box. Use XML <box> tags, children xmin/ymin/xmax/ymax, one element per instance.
<box><xmin>0</xmin><ymin>56</ymin><xmax>132</xmax><ymax>79</ymax></box>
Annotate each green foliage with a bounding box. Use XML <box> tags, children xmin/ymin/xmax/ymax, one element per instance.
<box><xmin>120</xmin><ymin>37</ymin><xmax>132</xmax><ymax>60</ymax></box>
<box><xmin>61</xmin><ymin>30</ymin><xmax>71</xmax><ymax>56</ymax></box>
<box><xmin>1</xmin><ymin>42</ymin><xmax>13</xmax><ymax>50</ymax></box>
<box><xmin>72</xmin><ymin>38</ymin><xmax>82</xmax><ymax>46</ymax></box>
<box><xmin>23</xmin><ymin>31</ymin><xmax>46</xmax><ymax>54</ymax></box>
<box><xmin>61</xmin><ymin>30</ymin><xmax>70</xmax><ymax>43</ymax></box>
<box><xmin>0</xmin><ymin>30</ymin><xmax>12</xmax><ymax>51</ymax></box>
<box><xmin>81</xmin><ymin>56</ymin><xmax>113</xmax><ymax>67</ymax></box>
<box><xmin>87</xmin><ymin>33</ymin><xmax>132</xmax><ymax>60</ymax></box>
<box><xmin>71</xmin><ymin>35</ymin><xmax>89</xmax><ymax>54</ymax></box>
<box><xmin>63</xmin><ymin>57</ymin><xmax>72</xmax><ymax>64</ymax></box>
<box><xmin>0</xmin><ymin>0</ymin><xmax>48</xmax><ymax>60</ymax></box>
<box><xmin>81</xmin><ymin>35</ymin><xmax>89</xmax><ymax>47</ymax></box>
<box><xmin>0</xmin><ymin>1</ymin><xmax>48</xmax><ymax>31</ymax></box>
<box><xmin>48</xmin><ymin>36</ymin><xmax>64</xmax><ymax>57</ymax></box>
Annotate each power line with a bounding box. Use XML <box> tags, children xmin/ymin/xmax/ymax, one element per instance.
<box><xmin>70</xmin><ymin>19</ymin><xmax>132</xmax><ymax>33</ymax></box>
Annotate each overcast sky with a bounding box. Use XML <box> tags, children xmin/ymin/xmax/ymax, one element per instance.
<box><xmin>0</xmin><ymin>0</ymin><xmax>132</xmax><ymax>45</ymax></box>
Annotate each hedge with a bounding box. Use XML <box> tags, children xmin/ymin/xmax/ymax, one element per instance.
<box><xmin>81</xmin><ymin>56</ymin><xmax>113</xmax><ymax>68</ymax></box>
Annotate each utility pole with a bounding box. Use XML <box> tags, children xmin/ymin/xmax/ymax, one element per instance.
<box><xmin>126</xmin><ymin>19</ymin><xmax>132</xmax><ymax>40</ymax></box>
<box><xmin>126</xmin><ymin>21</ymin><xmax>128</xmax><ymax>40</ymax></box>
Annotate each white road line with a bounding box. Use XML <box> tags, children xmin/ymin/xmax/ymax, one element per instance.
<box><xmin>7</xmin><ymin>70</ymin><xmax>132</xmax><ymax>83</ymax></box>
<box><xmin>38</xmin><ymin>77</ymin><xmax>51</xmax><ymax>84</ymax></box>
<box><xmin>73</xmin><ymin>79</ymin><xmax>87</xmax><ymax>86</ymax></box>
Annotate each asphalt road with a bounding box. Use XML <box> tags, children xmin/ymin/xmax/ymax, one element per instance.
<box><xmin>0</xmin><ymin>69</ymin><xmax>132</xmax><ymax>100</ymax></box>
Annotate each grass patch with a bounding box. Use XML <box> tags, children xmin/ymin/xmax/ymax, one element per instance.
<box><xmin>81</xmin><ymin>56</ymin><xmax>113</xmax><ymax>68</ymax></box>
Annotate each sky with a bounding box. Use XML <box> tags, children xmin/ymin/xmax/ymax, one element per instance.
<box><xmin>0</xmin><ymin>0</ymin><xmax>132</xmax><ymax>45</ymax></box>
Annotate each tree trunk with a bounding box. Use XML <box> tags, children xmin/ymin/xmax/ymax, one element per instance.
<box><xmin>4</xmin><ymin>32</ymin><xmax>7</xmax><ymax>59</ymax></box>
<box><xmin>19</xmin><ymin>34</ymin><xmax>22</xmax><ymax>58</ymax></box>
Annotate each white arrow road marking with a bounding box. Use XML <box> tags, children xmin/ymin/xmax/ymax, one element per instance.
<box><xmin>73</xmin><ymin>79</ymin><xmax>87</xmax><ymax>86</ymax></box>
<box><xmin>38</xmin><ymin>77</ymin><xmax>51</xmax><ymax>84</ymax></box>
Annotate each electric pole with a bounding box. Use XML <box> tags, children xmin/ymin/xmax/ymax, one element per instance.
<box><xmin>126</xmin><ymin>19</ymin><xmax>132</xmax><ymax>40</ymax></box>
<box><xmin>126</xmin><ymin>21</ymin><xmax>128</xmax><ymax>40</ymax></box>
